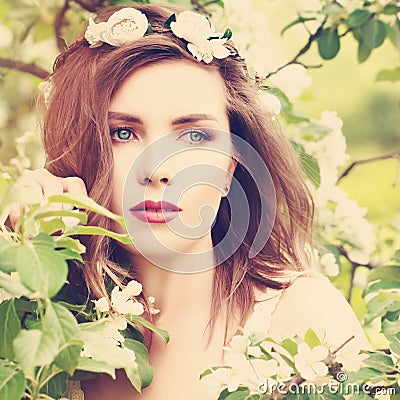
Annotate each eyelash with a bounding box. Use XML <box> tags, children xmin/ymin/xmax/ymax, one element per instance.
<box><xmin>109</xmin><ymin>127</ymin><xmax>213</xmax><ymax>145</ymax></box>
<box><xmin>178</xmin><ymin>129</ymin><xmax>213</xmax><ymax>145</ymax></box>
<box><xmin>110</xmin><ymin>126</ymin><xmax>137</xmax><ymax>143</ymax></box>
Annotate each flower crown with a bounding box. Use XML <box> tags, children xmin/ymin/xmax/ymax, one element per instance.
<box><xmin>84</xmin><ymin>8</ymin><xmax>235</xmax><ymax>64</ymax></box>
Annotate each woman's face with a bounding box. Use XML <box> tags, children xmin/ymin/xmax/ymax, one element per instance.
<box><xmin>109</xmin><ymin>60</ymin><xmax>235</xmax><ymax>271</ymax></box>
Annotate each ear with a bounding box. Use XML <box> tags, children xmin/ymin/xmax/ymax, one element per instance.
<box><xmin>222</xmin><ymin>157</ymin><xmax>237</xmax><ymax>197</ymax></box>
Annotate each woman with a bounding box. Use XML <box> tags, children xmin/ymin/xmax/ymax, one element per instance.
<box><xmin>14</xmin><ymin>3</ymin><xmax>368</xmax><ymax>399</ymax></box>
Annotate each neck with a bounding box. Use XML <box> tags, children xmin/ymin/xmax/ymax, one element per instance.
<box><xmin>127</xmin><ymin>236</ymin><xmax>217</xmax><ymax>318</ymax></box>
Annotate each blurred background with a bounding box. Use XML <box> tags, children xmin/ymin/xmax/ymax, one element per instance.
<box><xmin>0</xmin><ymin>0</ymin><xmax>398</xmax><ymax>336</ymax></box>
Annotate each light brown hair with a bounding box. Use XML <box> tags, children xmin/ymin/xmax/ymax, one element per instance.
<box><xmin>41</xmin><ymin>3</ymin><xmax>314</xmax><ymax>336</ymax></box>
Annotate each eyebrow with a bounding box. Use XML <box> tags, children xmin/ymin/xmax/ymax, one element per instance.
<box><xmin>107</xmin><ymin>111</ymin><xmax>219</xmax><ymax>126</ymax></box>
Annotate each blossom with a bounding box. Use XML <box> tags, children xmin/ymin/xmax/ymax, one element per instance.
<box><xmin>170</xmin><ymin>11</ymin><xmax>231</xmax><ymax>63</ymax></box>
<box><xmin>170</xmin><ymin>11</ymin><xmax>215</xmax><ymax>45</ymax></box>
<box><xmin>148</xmin><ymin>296</ymin><xmax>160</xmax><ymax>315</ymax></box>
<box><xmin>111</xmin><ymin>281</ymin><xmax>144</xmax><ymax>316</ymax></box>
<box><xmin>269</xmin><ymin>64</ymin><xmax>313</xmax><ymax>101</ymax></box>
<box><xmin>187</xmin><ymin>38</ymin><xmax>230</xmax><ymax>64</ymax></box>
<box><xmin>85</xmin><ymin>8</ymin><xmax>149</xmax><ymax>48</ymax></box>
<box><xmin>320</xmin><ymin>253</ymin><xmax>340</xmax><ymax>277</ymax></box>
<box><xmin>103</xmin><ymin>315</ymin><xmax>127</xmax><ymax>343</ymax></box>
<box><xmin>294</xmin><ymin>343</ymin><xmax>329</xmax><ymax>380</ymax></box>
<box><xmin>93</xmin><ymin>297</ymin><xmax>110</xmax><ymax>313</ymax></box>
<box><xmin>227</xmin><ymin>335</ymin><xmax>249</xmax><ymax>354</ymax></box>
<box><xmin>259</xmin><ymin>91</ymin><xmax>281</xmax><ymax>115</ymax></box>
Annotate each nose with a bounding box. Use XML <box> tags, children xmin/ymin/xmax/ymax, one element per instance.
<box><xmin>137</xmin><ymin>168</ymin><xmax>170</xmax><ymax>186</ymax></box>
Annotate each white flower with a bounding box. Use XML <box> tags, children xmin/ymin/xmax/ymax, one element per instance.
<box><xmin>103</xmin><ymin>8</ymin><xmax>149</xmax><ymax>46</ymax></box>
<box><xmin>85</xmin><ymin>8</ymin><xmax>148</xmax><ymax>48</ymax></box>
<box><xmin>111</xmin><ymin>283</ymin><xmax>144</xmax><ymax>316</ymax></box>
<box><xmin>187</xmin><ymin>38</ymin><xmax>230</xmax><ymax>64</ymax></box>
<box><xmin>251</xmin><ymin>358</ymin><xmax>279</xmax><ymax>379</ymax></box>
<box><xmin>93</xmin><ymin>297</ymin><xmax>110</xmax><ymax>313</ymax></box>
<box><xmin>170</xmin><ymin>11</ymin><xmax>215</xmax><ymax>45</ymax></box>
<box><xmin>294</xmin><ymin>343</ymin><xmax>329</xmax><ymax>380</ymax></box>
<box><xmin>335</xmin><ymin>346</ymin><xmax>366</xmax><ymax>372</ymax></box>
<box><xmin>320</xmin><ymin>253</ymin><xmax>340</xmax><ymax>277</ymax></box>
<box><xmin>228</xmin><ymin>335</ymin><xmax>249</xmax><ymax>354</ymax></box>
<box><xmin>124</xmin><ymin>279</ymin><xmax>142</xmax><ymax>296</ymax></box>
<box><xmin>103</xmin><ymin>315</ymin><xmax>127</xmax><ymax>343</ymax></box>
<box><xmin>270</xmin><ymin>64</ymin><xmax>313</xmax><ymax>101</ymax></box>
<box><xmin>85</xmin><ymin>18</ymin><xmax>107</xmax><ymax>47</ymax></box>
<box><xmin>259</xmin><ymin>91</ymin><xmax>281</xmax><ymax>115</ymax></box>
<box><xmin>148</xmin><ymin>295</ymin><xmax>160</xmax><ymax>315</ymax></box>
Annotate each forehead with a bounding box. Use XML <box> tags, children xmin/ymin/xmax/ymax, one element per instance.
<box><xmin>109</xmin><ymin>60</ymin><xmax>228</xmax><ymax>122</ymax></box>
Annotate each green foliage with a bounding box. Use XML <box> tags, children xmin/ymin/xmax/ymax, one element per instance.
<box><xmin>0</xmin><ymin>172</ymin><xmax>166</xmax><ymax>399</ymax></box>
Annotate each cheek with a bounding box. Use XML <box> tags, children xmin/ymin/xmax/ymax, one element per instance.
<box><xmin>110</xmin><ymin>149</ymin><xmax>134</xmax><ymax>214</ymax></box>
<box><xmin>178</xmin><ymin>184</ymin><xmax>223</xmax><ymax>227</ymax></box>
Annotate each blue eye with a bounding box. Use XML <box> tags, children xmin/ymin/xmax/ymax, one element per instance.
<box><xmin>180</xmin><ymin>129</ymin><xmax>212</xmax><ymax>145</ymax></box>
<box><xmin>110</xmin><ymin>127</ymin><xmax>136</xmax><ymax>142</ymax></box>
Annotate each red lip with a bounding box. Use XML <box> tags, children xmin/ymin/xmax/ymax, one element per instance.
<box><xmin>129</xmin><ymin>200</ymin><xmax>182</xmax><ymax>223</ymax></box>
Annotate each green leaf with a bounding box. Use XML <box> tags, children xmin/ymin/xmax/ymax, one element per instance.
<box><xmin>382</xmin><ymin>4</ymin><xmax>400</xmax><ymax>15</ymax></box>
<box><xmin>54</xmin><ymin>236</ymin><xmax>86</xmax><ymax>254</ymax></box>
<box><xmin>304</xmin><ymin>328</ymin><xmax>321</xmax><ymax>349</ymax></box>
<box><xmin>126</xmin><ymin>314</ymin><xmax>169</xmax><ymax>344</ymax></box>
<box><xmin>364</xmin><ymin>292</ymin><xmax>400</xmax><ymax>324</ymax></box>
<box><xmin>54</xmin><ymin>340</ymin><xmax>83</xmax><ymax>376</ymax></box>
<box><xmin>124</xmin><ymin>339</ymin><xmax>154</xmax><ymax>389</ymax></box>
<box><xmin>291</xmin><ymin>141</ymin><xmax>321</xmax><ymax>188</ymax></box>
<box><xmin>39</xmin><ymin>370</ymin><xmax>68</xmax><ymax>399</ymax></box>
<box><xmin>222</xmin><ymin>28</ymin><xmax>232</xmax><ymax>40</ymax></box>
<box><xmin>345</xmin><ymin>367</ymin><xmax>386</xmax><ymax>385</ymax></box>
<box><xmin>64</xmin><ymin>225</ymin><xmax>131</xmax><ymax>245</ymax></box>
<box><xmin>0</xmin><ymin>364</ymin><xmax>26</xmax><ymax>400</ymax></box>
<box><xmin>357</xmin><ymin>40</ymin><xmax>372</xmax><ymax>63</ymax></box>
<box><xmin>13</xmin><ymin>328</ymin><xmax>60</xmax><ymax>377</ymax></box>
<box><xmin>57</xmin><ymin>248</ymin><xmax>83</xmax><ymax>262</ymax></box>
<box><xmin>36</xmin><ymin>209</ymin><xmax>88</xmax><ymax>225</ymax></box>
<box><xmin>0</xmin><ymin>271</ymin><xmax>32</xmax><ymax>298</ymax></box>
<box><xmin>45</xmin><ymin>302</ymin><xmax>82</xmax><ymax>375</ymax></box>
<box><xmin>317</xmin><ymin>28</ymin><xmax>341</xmax><ymax>60</ymax></box>
<box><xmin>76</xmin><ymin>357</ymin><xmax>116</xmax><ymax>378</ymax></box>
<box><xmin>281</xmin><ymin>17</ymin><xmax>317</xmax><ymax>36</ymax></box>
<box><xmin>0</xmin><ymin>237</ymin><xmax>17</xmax><ymax>273</ymax></box>
<box><xmin>347</xmin><ymin>9</ymin><xmax>371</xmax><ymax>28</ymax></box>
<box><xmin>0</xmin><ymin>300</ymin><xmax>21</xmax><ymax>360</ymax></box>
<box><xmin>48</xmin><ymin>193</ymin><xmax>126</xmax><ymax>229</ymax></box>
<box><xmin>368</xmin><ymin>265</ymin><xmax>400</xmax><ymax>282</ymax></box>
<box><xmin>381</xmin><ymin>319</ymin><xmax>400</xmax><ymax>336</ymax></box>
<box><xmin>363</xmin><ymin>280</ymin><xmax>400</xmax><ymax>296</ymax></box>
<box><xmin>39</xmin><ymin>217</ymin><xmax>66</xmax><ymax>235</ymax></box>
<box><xmin>16</xmin><ymin>241</ymin><xmax>68</xmax><ymax>298</ymax></box>
<box><xmin>376</xmin><ymin>68</ymin><xmax>400</xmax><ymax>82</ymax></box>
<box><xmin>280</xmin><ymin>338</ymin><xmax>298</xmax><ymax>356</ymax></box>
<box><xmin>361</xmin><ymin>19</ymin><xmax>387</xmax><ymax>49</ymax></box>
<box><xmin>163</xmin><ymin>13</ymin><xmax>176</xmax><ymax>29</ymax></box>
<box><xmin>363</xmin><ymin>352</ymin><xmax>394</xmax><ymax>372</ymax></box>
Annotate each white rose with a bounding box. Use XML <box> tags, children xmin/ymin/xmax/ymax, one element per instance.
<box><xmin>171</xmin><ymin>11</ymin><xmax>215</xmax><ymax>45</ymax></box>
<box><xmin>187</xmin><ymin>38</ymin><xmax>230</xmax><ymax>64</ymax></box>
<box><xmin>85</xmin><ymin>18</ymin><xmax>107</xmax><ymax>48</ymax></box>
<box><xmin>102</xmin><ymin>8</ymin><xmax>148</xmax><ymax>46</ymax></box>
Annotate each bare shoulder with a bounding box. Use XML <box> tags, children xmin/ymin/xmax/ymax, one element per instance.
<box><xmin>268</xmin><ymin>275</ymin><xmax>369</xmax><ymax>352</ymax></box>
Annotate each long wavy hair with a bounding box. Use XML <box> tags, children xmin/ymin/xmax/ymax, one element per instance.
<box><xmin>41</xmin><ymin>3</ymin><xmax>314</xmax><ymax>337</ymax></box>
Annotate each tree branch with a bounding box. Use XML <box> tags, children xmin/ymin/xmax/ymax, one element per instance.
<box><xmin>54</xmin><ymin>0</ymin><xmax>70</xmax><ymax>52</ymax></box>
<box><xmin>0</xmin><ymin>57</ymin><xmax>50</xmax><ymax>79</ymax></box>
<box><xmin>71</xmin><ymin>0</ymin><xmax>99</xmax><ymax>13</ymax></box>
<box><xmin>269</xmin><ymin>336</ymin><xmax>355</xmax><ymax>400</ymax></box>
<box><xmin>337</xmin><ymin>149</ymin><xmax>400</xmax><ymax>183</ymax></box>
<box><xmin>265</xmin><ymin>17</ymin><xmax>328</xmax><ymax>79</ymax></box>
